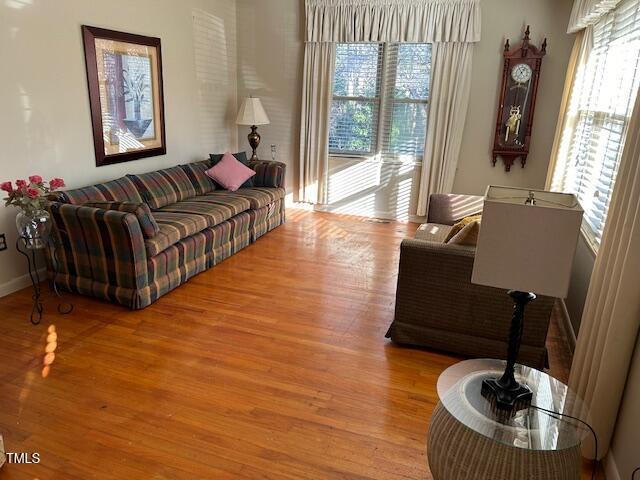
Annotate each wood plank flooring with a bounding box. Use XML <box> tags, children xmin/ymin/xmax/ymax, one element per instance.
<box><xmin>0</xmin><ymin>209</ymin><xmax>594</xmax><ymax>479</ymax></box>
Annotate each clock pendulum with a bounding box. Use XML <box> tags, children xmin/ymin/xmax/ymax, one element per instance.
<box><xmin>505</xmin><ymin>63</ymin><xmax>532</xmax><ymax>144</ymax></box>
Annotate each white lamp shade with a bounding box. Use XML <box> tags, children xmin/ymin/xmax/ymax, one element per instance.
<box><xmin>236</xmin><ymin>97</ymin><xmax>270</xmax><ymax>126</ymax></box>
<box><xmin>471</xmin><ymin>186</ymin><xmax>583</xmax><ymax>298</ymax></box>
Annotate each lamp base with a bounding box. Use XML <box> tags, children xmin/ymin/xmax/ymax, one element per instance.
<box><xmin>248</xmin><ymin>125</ymin><xmax>261</xmax><ymax>161</ymax></box>
<box><xmin>481</xmin><ymin>377</ymin><xmax>532</xmax><ymax>411</ymax></box>
<box><xmin>480</xmin><ymin>290</ymin><xmax>536</xmax><ymax>411</ymax></box>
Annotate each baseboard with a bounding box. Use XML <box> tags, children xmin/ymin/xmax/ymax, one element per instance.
<box><xmin>558</xmin><ymin>299</ymin><xmax>577</xmax><ymax>352</ymax></box>
<box><xmin>312</xmin><ymin>204</ymin><xmax>426</xmax><ymax>224</ymax></box>
<box><xmin>0</xmin><ymin>269</ymin><xmax>46</xmax><ymax>298</ymax></box>
<box><xmin>604</xmin><ymin>452</ymin><xmax>621</xmax><ymax>480</ymax></box>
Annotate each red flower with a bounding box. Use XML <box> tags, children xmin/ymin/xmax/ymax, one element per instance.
<box><xmin>49</xmin><ymin>177</ymin><xmax>66</xmax><ymax>190</ymax></box>
<box><xmin>16</xmin><ymin>179</ymin><xmax>27</xmax><ymax>189</ymax></box>
<box><xmin>26</xmin><ymin>187</ymin><xmax>40</xmax><ymax>199</ymax></box>
<box><xmin>29</xmin><ymin>175</ymin><xmax>43</xmax><ymax>184</ymax></box>
<box><xmin>0</xmin><ymin>181</ymin><xmax>13</xmax><ymax>193</ymax></box>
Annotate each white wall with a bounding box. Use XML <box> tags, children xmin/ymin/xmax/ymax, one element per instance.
<box><xmin>236</xmin><ymin>0</ymin><xmax>304</xmax><ymax>194</ymax></box>
<box><xmin>0</xmin><ymin>0</ymin><xmax>238</xmax><ymax>294</ymax></box>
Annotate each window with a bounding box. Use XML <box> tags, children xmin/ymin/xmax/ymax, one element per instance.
<box><xmin>550</xmin><ymin>0</ymin><xmax>640</xmax><ymax>248</ymax></box>
<box><xmin>329</xmin><ymin>43</ymin><xmax>432</xmax><ymax>160</ymax></box>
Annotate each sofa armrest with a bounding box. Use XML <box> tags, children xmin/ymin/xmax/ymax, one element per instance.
<box><xmin>249</xmin><ymin>160</ymin><xmax>286</xmax><ymax>188</ymax></box>
<box><xmin>427</xmin><ymin>193</ymin><xmax>483</xmax><ymax>225</ymax></box>
<box><xmin>48</xmin><ymin>203</ymin><xmax>148</xmax><ymax>290</ymax></box>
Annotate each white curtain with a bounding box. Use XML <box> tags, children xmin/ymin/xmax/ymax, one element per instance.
<box><xmin>299</xmin><ymin>0</ymin><xmax>480</xmax><ymax>208</ymax></box>
<box><xmin>299</xmin><ymin>43</ymin><xmax>336</xmax><ymax>204</ymax></box>
<box><xmin>567</xmin><ymin>0</ymin><xmax>622</xmax><ymax>32</ymax></box>
<box><xmin>568</xmin><ymin>90</ymin><xmax>640</xmax><ymax>459</ymax></box>
<box><xmin>416</xmin><ymin>42</ymin><xmax>474</xmax><ymax>216</ymax></box>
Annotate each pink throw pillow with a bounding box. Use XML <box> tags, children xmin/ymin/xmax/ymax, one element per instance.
<box><xmin>205</xmin><ymin>152</ymin><xmax>256</xmax><ymax>191</ymax></box>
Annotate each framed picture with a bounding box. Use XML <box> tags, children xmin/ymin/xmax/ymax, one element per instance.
<box><xmin>82</xmin><ymin>26</ymin><xmax>166</xmax><ymax>167</ymax></box>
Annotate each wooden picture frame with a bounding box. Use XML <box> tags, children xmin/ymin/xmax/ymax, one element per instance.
<box><xmin>82</xmin><ymin>25</ymin><xmax>166</xmax><ymax>167</ymax></box>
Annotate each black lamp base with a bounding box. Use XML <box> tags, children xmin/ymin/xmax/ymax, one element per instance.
<box><xmin>480</xmin><ymin>290</ymin><xmax>536</xmax><ymax>411</ymax></box>
<box><xmin>481</xmin><ymin>377</ymin><xmax>532</xmax><ymax>410</ymax></box>
<box><xmin>248</xmin><ymin>125</ymin><xmax>261</xmax><ymax>161</ymax></box>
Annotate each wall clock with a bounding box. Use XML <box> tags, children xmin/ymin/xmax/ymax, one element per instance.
<box><xmin>492</xmin><ymin>26</ymin><xmax>546</xmax><ymax>171</ymax></box>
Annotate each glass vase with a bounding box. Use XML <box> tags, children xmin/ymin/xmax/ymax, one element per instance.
<box><xmin>16</xmin><ymin>209</ymin><xmax>52</xmax><ymax>249</ymax></box>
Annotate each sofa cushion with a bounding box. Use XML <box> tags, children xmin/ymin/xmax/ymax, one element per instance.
<box><xmin>180</xmin><ymin>160</ymin><xmax>216</xmax><ymax>195</ymax></box>
<box><xmin>55</xmin><ymin>176</ymin><xmax>144</xmax><ymax>205</ymax></box>
<box><xmin>156</xmin><ymin>194</ymin><xmax>250</xmax><ymax>227</ymax></box>
<box><xmin>128</xmin><ymin>166</ymin><xmax>196</xmax><ymax>209</ymax></box>
<box><xmin>414</xmin><ymin>223</ymin><xmax>453</xmax><ymax>243</ymax></box>
<box><xmin>83</xmin><ymin>201</ymin><xmax>159</xmax><ymax>239</ymax></box>
<box><xmin>145</xmin><ymin>212</ymin><xmax>210</xmax><ymax>257</ymax></box>
<box><xmin>232</xmin><ymin>187</ymin><xmax>286</xmax><ymax>209</ymax></box>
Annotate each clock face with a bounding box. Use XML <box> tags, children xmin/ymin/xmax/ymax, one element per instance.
<box><xmin>511</xmin><ymin>63</ymin><xmax>532</xmax><ymax>83</ymax></box>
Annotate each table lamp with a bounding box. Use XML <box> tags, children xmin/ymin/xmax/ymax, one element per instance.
<box><xmin>471</xmin><ymin>186</ymin><xmax>583</xmax><ymax>410</ymax></box>
<box><xmin>236</xmin><ymin>97</ymin><xmax>270</xmax><ymax>161</ymax></box>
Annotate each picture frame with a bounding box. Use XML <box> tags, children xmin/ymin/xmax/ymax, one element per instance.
<box><xmin>82</xmin><ymin>25</ymin><xmax>166</xmax><ymax>167</ymax></box>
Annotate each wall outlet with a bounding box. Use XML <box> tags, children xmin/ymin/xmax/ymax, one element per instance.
<box><xmin>0</xmin><ymin>234</ymin><xmax>6</xmax><ymax>252</ymax></box>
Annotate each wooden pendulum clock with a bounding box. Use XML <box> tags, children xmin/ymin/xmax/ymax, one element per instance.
<box><xmin>492</xmin><ymin>26</ymin><xmax>546</xmax><ymax>171</ymax></box>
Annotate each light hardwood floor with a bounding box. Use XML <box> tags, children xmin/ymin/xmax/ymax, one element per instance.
<box><xmin>0</xmin><ymin>209</ymin><xmax>596</xmax><ymax>479</ymax></box>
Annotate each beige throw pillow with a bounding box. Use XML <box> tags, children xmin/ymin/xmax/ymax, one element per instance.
<box><xmin>444</xmin><ymin>215</ymin><xmax>481</xmax><ymax>246</ymax></box>
<box><xmin>444</xmin><ymin>215</ymin><xmax>481</xmax><ymax>242</ymax></box>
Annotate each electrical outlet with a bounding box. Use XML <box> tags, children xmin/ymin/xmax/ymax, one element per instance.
<box><xmin>0</xmin><ymin>234</ymin><xmax>6</xmax><ymax>252</ymax></box>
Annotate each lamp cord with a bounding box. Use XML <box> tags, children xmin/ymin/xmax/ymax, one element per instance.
<box><xmin>529</xmin><ymin>404</ymin><xmax>598</xmax><ymax>480</ymax></box>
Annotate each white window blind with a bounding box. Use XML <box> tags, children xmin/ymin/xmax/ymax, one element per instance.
<box><xmin>551</xmin><ymin>0</ymin><xmax>640</xmax><ymax>248</ymax></box>
<box><xmin>329</xmin><ymin>43</ymin><xmax>432</xmax><ymax>160</ymax></box>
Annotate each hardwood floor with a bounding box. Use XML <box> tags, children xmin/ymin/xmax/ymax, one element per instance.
<box><xmin>0</xmin><ymin>209</ymin><xmax>592</xmax><ymax>479</ymax></box>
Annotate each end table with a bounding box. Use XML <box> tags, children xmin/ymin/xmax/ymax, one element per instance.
<box><xmin>427</xmin><ymin>359</ymin><xmax>590</xmax><ymax>480</ymax></box>
<box><xmin>16</xmin><ymin>234</ymin><xmax>73</xmax><ymax>325</ymax></box>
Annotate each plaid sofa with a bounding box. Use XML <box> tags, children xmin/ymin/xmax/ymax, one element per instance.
<box><xmin>385</xmin><ymin>193</ymin><xmax>555</xmax><ymax>369</ymax></box>
<box><xmin>46</xmin><ymin>159</ymin><xmax>286</xmax><ymax>309</ymax></box>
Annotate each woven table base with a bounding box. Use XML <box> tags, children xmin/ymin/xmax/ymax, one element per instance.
<box><xmin>427</xmin><ymin>402</ymin><xmax>581</xmax><ymax>480</ymax></box>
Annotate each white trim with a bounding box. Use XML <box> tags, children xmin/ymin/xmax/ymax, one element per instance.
<box><xmin>558</xmin><ymin>299</ymin><xmax>577</xmax><ymax>352</ymax></box>
<box><xmin>604</xmin><ymin>451</ymin><xmax>621</xmax><ymax>480</ymax></box>
<box><xmin>313</xmin><ymin>203</ymin><xmax>425</xmax><ymax>223</ymax></box>
<box><xmin>580</xmin><ymin>221</ymin><xmax>600</xmax><ymax>256</ymax></box>
<box><xmin>0</xmin><ymin>269</ymin><xmax>46</xmax><ymax>299</ymax></box>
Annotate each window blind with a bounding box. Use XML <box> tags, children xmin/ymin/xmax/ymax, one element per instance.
<box><xmin>329</xmin><ymin>44</ymin><xmax>383</xmax><ymax>155</ymax></box>
<box><xmin>551</xmin><ymin>0</ymin><xmax>640</xmax><ymax>247</ymax></box>
<box><xmin>329</xmin><ymin>43</ymin><xmax>432</xmax><ymax>160</ymax></box>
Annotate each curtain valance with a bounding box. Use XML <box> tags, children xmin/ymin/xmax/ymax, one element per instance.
<box><xmin>305</xmin><ymin>0</ymin><xmax>481</xmax><ymax>43</ymax></box>
<box><xmin>567</xmin><ymin>0</ymin><xmax>622</xmax><ymax>32</ymax></box>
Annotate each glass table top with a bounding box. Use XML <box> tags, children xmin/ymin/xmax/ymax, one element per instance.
<box><xmin>437</xmin><ymin>359</ymin><xmax>591</xmax><ymax>451</ymax></box>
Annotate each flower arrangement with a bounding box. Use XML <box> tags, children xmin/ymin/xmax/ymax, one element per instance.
<box><xmin>2</xmin><ymin>176</ymin><xmax>65</xmax><ymax>214</ymax></box>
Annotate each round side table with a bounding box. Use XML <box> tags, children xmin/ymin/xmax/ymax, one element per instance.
<box><xmin>427</xmin><ymin>359</ymin><xmax>590</xmax><ymax>480</ymax></box>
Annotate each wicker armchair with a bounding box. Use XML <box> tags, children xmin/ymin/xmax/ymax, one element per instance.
<box><xmin>386</xmin><ymin>193</ymin><xmax>554</xmax><ymax>369</ymax></box>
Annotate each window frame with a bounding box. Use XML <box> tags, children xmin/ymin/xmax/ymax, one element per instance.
<box><xmin>329</xmin><ymin>42</ymin><xmax>431</xmax><ymax>162</ymax></box>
